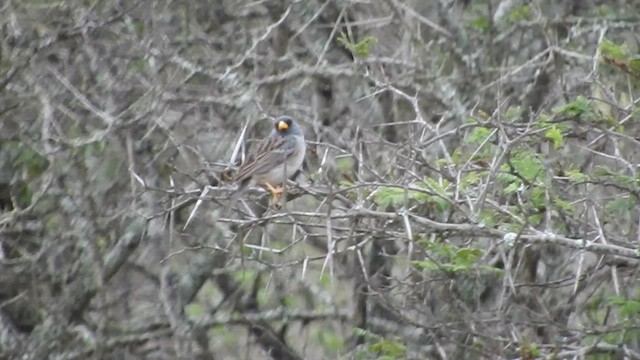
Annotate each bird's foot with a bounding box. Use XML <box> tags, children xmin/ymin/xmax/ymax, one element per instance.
<box><xmin>264</xmin><ymin>182</ymin><xmax>285</xmax><ymax>207</ymax></box>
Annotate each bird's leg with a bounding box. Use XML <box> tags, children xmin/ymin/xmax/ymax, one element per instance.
<box><xmin>264</xmin><ymin>182</ymin><xmax>284</xmax><ymax>205</ymax></box>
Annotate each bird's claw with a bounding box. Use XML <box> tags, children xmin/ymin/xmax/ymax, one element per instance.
<box><xmin>264</xmin><ymin>182</ymin><xmax>285</xmax><ymax>207</ymax></box>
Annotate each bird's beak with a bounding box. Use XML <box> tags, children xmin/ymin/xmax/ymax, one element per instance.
<box><xmin>278</xmin><ymin>121</ymin><xmax>289</xmax><ymax>131</ymax></box>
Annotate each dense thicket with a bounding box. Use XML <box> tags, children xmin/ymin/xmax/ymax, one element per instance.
<box><xmin>2</xmin><ymin>1</ymin><xmax>640</xmax><ymax>359</ymax></box>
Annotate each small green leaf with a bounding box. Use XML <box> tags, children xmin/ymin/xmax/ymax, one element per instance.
<box><xmin>497</xmin><ymin>172</ymin><xmax>518</xmax><ymax>184</ymax></box>
<box><xmin>630</xmin><ymin>58</ymin><xmax>640</xmax><ymax>74</ymax></box>
<box><xmin>612</xmin><ymin>174</ymin><xmax>637</xmax><ymax>188</ymax></box>
<box><xmin>621</xmin><ymin>300</ymin><xmax>640</xmax><ymax>317</ymax></box>
<box><xmin>416</xmin><ymin>245</ymin><xmax>484</xmax><ymax>274</ymax></box>
<box><xmin>233</xmin><ymin>269</ymin><xmax>255</xmax><ymax>283</ymax></box>
<box><xmin>504</xmin><ymin>106</ymin><xmax>522</xmax><ymax>122</ymax></box>
<box><xmin>337</xmin><ymin>33</ymin><xmax>377</xmax><ymax>58</ymax></box>
<box><xmin>599</xmin><ymin>38</ymin><xmax>629</xmax><ymax>61</ymax></box>
<box><xmin>465</xmin><ymin>127</ymin><xmax>494</xmax><ymax>144</ymax></box>
<box><xmin>597</xmin><ymin>5</ymin><xmax>613</xmax><ymax>17</ymax></box>
<box><xmin>503</xmin><ymin>181</ymin><xmax>521</xmax><ymax>194</ymax></box>
<box><xmin>430</xmin><ymin>196</ymin><xmax>450</xmax><ymax>212</ymax></box>
<box><xmin>545</xmin><ymin>126</ymin><xmax>564</xmax><ymax>149</ymax></box>
<box><xmin>593</xmin><ymin>165</ymin><xmax>615</xmax><ymax>177</ymax></box>
<box><xmin>507</xmin><ymin>5</ymin><xmax>530</xmax><ymax>22</ymax></box>
<box><xmin>413</xmin><ymin>260</ymin><xmax>439</xmax><ymax>271</ymax></box>
<box><xmin>607</xmin><ymin>296</ymin><xmax>640</xmax><ymax>318</ymax></box>
<box><xmin>133</xmin><ymin>20</ymin><xmax>145</xmax><ymax>34</ymax></box>
<box><xmin>282</xmin><ymin>296</ymin><xmax>295</xmax><ymax>307</ymax></box>
<box><xmin>185</xmin><ymin>304</ymin><xmax>205</xmax><ymax>317</ymax></box>
<box><xmin>605</xmin><ymin>197</ymin><xmax>636</xmax><ymax>215</ymax></box>
<box><xmin>478</xmin><ymin>210</ymin><xmax>498</xmax><ymax>227</ymax></box>
<box><xmin>567</xmin><ymin>169</ymin><xmax>589</xmax><ymax>182</ymax></box>
<box><xmin>527</xmin><ymin>213</ymin><xmax>542</xmax><ymax>225</ymax></box>
<box><xmin>374</xmin><ymin>187</ymin><xmax>424</xmax><ymax>210</ymax></box>
<box><xmin>530</xmin><ymin>186</ymin><xmax>545</xmax><ymax>209</ymax></box>
<box><xmin>510</xmin><ymin>151</ymin><xmax>543</xmax><ymax>182</ymax></box>
<box><xmin>459</xmin><ymin>171</ymin><xmax>482</xmax><ymax>190</ymax></box>
<box><xmin>553</xmin><ymin>96</ymin><xmax>595</xmax><ymax>120</ymax></box>
<box><xmin>554</xmin><ymin>198</ymin><xmax>575</xmax><ymax>212</ymax></box>
<box><xmin>455</xmin><ymin>248</ymin><xmax>482</xmax><ymax>264</ymax></box>
<box><xmin>352</xmin><ymin>328</ymin><xmax>372</xmax><ymax>338</ymax></box>
<box><xmin>520</xmin><ymin>343</ymin><xmax>540</xmax><ymax>357</ymax></box>
<box><xmin>368</xmin><ymin>338</ymin><xmax>406</xmax><ymax>357</ymax></box>
<box><xmin>471</xmin><ymin>17</ymin><xmax>490</xmax><ymax>33</ymax></box>
<box><xmin>374</xmin><ymin>182</ymin><xmax>451</xmax><ymax>212</ymax></box>
<box><xmin>317</xmin><ymin>329</ymin><xmax>345</xmax><ymax>352</ymax></box>
<box><xmin>129</xmin><ymin>57</ymin><xmax>148</xmax><ymax>73</ymax></box>
<box><xmin>13</xmin><ymin>182</ymin><xmax>33</xmax><ymax>208</ymax></box>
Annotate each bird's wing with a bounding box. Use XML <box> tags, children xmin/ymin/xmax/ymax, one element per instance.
<box><xmin>234</xmin><ymin>136</ymin><xmax>294</xmax><ymax>183</ymax></box>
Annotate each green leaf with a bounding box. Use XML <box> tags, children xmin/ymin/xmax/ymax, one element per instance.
<box><xmin>430</xmin><ymin>196</ymin><xmax>450</xmax><ymax>212</ymax></box>
<box><xmin>507</xmin><ymin>5</ymin><xmax>530</xmax><ymax>22</ymax></box>
<box><xmin>317</xmin><ymin>329</ymin><xmax>346</xmax><ymax>352</ymax></box>
<box><xmin>413</xmin><ymin>260</ymin><xmax>439</xmax><ymax>271</ymax></box>
<box><xmin>545</xmin><ymin>126</ymin><xmax>564</xmax><ymax>149</ymax></box>
<box><xmin>422</xmin><ymin>177</ymin><xmax>449</xmax><ymax>194</ymax></box>
<box><xmin>133</xmin><ymin>20</ymin><xmax>145</xmax><ymax>34</ymax></box>
<box><xmin>374</xmin><ymin>187</ymin><xmax>424</xmax><ymax>210</ymax></box>
<box><xmin>337</xmin><ymin>33</ymin><xmax>377</xmax><ymax>58</ymax></box>
<box><xmin>13</xmin><ymin>182</ymin><xmax>33</xmax><ymax>208</ymax></box>
<box><xmin>459</xmin><ymin>171</ymin><xmax>482</xmax><ymax>190</ymax></box>
<box><xmin>465</xmin><ymin>127</ymin><xmax>494</xmax><ymax>144</ymax></box>
<box><xmin>233</xmin><ymin>269</ymin><xmax>255</xmax><ymax>283</ymax></box>
<box><xmin>336</xmin><ymin>157</ymin><xmax>354</xmax><ymax>173</ymax></box>
<box><xmin>185</xmin><ymin>304</ymin><xmax>205</xmax><ymax>317</ymax></box>
<box><xmin>553</xmin><ymin>96</ymin><xmax>595</xmax><ymax>120</ymax></box>
<box><xmin>567</xmin><ymin>168</ymin><xmax>589</xmax><ymax>182</ymax></box>
<box><xmin>630</xmin><ymin>58</ymin><xmax>640</xmax><ymax>74</ymax></box>
<box><xmin>613</xmin><ymin>174</ymin><xmax>638</xmax><ymax>188</ymax></box>
<box><xmin>455</xmin><ymin>248</ymin><xmax>482</xmax><ymax>265</ymax></box>
<box><xmin>510</xmin><ymin>151</ymin><xmax>543</xmax><ymax>183</ymax></box>
<box><xmin>530</xmin><ymin>186</ymin><xmax>545</xmax><ymax>209</ymax></box>
<box><xmin>415</xmin><ymin>244</ymin><xmax>484</xmax><ymax>274</ymax></box>
<box><xmin>352</xmin><ymin>328</ymin><xmax>372</xmax><ymax>338</ymax></box>
<box><xmin>596</xmin><ymin>5</ymin><xmax>613</xmax><ymax>17</ymax></box>
<box><xmin>607</xmin><ymin>296</ymin><xmax>640</xmax><ymax>318</ymax></box>
<box><xmin>504</xmin><ymin>106</ymin><xmax>522</xmax><ymax>122</ymax></box>
<box><xmin>503</xmin><ymin>179</ymin><xmax>521</xmax><ymax>194</ymax></box>
<box><xmin>520</xmin><ymin>343</ymin><xmax>540</xmax><ymax>357</ymax></box>
<box><xmin>527</xmin><ymin>213</ymin><xmax>542</xmax><ymax>225</ymax></box>
<box><xmin>478</xmin><ymin>210</ymin><xmax>498</xmax><ymax>227</ymax></box>
<box><xmin>470</xmin><ymin>17</ymin><xmax>490</xmax><ymax>33</ymax></box>
<box><xmin>368</xmin><ymin>338</ymin><xmax>406</xmax><ymax>357</ymax></box>
<box><xmin>129</xmin><ymin>57</ymin><xmax>148</xmax><ymax>73</ymax></box>
<box><xmin>593</xmin><ymin>165</ymin><xmax>615</xmax><ymax>177</ymax></box>
<box><xmin>554</xmin><ymin>198</ymin><xmax>575</xmax><ymax>212</ymax></box>
<box><xmin>374</xmin><ymin>182</ymin><xmax>451</xmax><ymax>212</ymax></box>
<box><xmin>605</xmin><ymin>197</ymin><xmax>636</xmax><ymax>215</ymax></box>
<box><xmin>600</xmin><ymin>38</ymin><xmax>629</xmax><ymax>61</ymax></box>
<box><xmin>621</xmin><ymin>300</ymin><xmax>640</xmax><ymax>318</ymax></box>
<box><xmin>497</xmin><ymin>172</ymin><xmax>519</xmax><ymax>184</ymax></box>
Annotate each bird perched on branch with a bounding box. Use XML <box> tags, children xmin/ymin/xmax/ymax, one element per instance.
<box><xmin>226</xmin><ymin>115</ymin><xmax>306</xmax><ymax>214</ymax></box>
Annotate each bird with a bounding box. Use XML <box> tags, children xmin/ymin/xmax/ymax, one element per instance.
<box><xmin>226</xmin><ymin>115</ymin><xmax>306</xmax><ymax>214</ymax></box>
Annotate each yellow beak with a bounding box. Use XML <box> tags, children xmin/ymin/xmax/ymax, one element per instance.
<box><xmin>278</xmin><ymin>121</ymin><xmax>289</xmax><ymax>131</ymax></box>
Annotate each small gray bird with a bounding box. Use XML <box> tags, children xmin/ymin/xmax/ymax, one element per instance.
<box><xmin>226</xmin><ymin>116</ymin><xmax>306</xmax><ymax>214</ymax></box>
